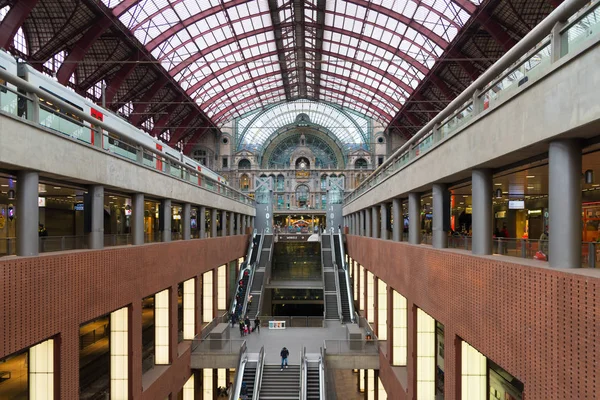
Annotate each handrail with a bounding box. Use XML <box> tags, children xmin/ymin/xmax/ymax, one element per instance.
<box><xmin>344</xmin><ymin>0</ymin><xmax>594</xmax><ymax>206</ymax></box>
<box><xmin>255</xmin><ymin>235</ymin><xmax>274</xmax><ymax>317</ymax></box>
<box><xmin>0</xmin><ymin>66</ymin><xmax>255</xmax><ymax>207</ymax></box>
<box><xmin>332</xmin><ymin>259</ymin><xmax>343</xmax><ymax>322</ymax></box>
<box><xmin>242</xmin><ymin>230</ymin><xmax>264</xmax><ymax>317</ymax></box>
<box><xmin>319</xmin><ymin>347</ymin><xmax>327</xmax><ymax>400</ymax></box>
<box><xmin>320</xmin><ymin>232</ymin><xmax>328</xmax><ymax>320</ymax></box>
<box><xmin>300</xmin><ymin>347</ymin><xmax>307</xmax><ymax>400</ymax></box>
<box><xmin>337</xmin><ymin>232</ymin><xmax>356</xmax><ymax>323</ymax></box>
<box><xmin>254</xmin><ymin>346</ymin><xmax>266</xmax><ymax>399</ymax></box>
<box><xmin>329</xmin><ymin>230</ymin><xmax>336</xmax><ymax>267</ymax></box>
<box><xmin>229</xmin><ymin>341</ymin><xmax>248</xmax><ymax>400</ymax></box>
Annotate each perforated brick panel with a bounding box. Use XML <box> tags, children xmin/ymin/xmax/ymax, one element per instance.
<box><xmin>0</xmin><ymin>235</ymin><xmax>248</xmax><ymax>399</ymax></box>
<box><xmin>347</xmin><ymin>235</ymin><xmax>600</xmax><ymax>400</ymax></box>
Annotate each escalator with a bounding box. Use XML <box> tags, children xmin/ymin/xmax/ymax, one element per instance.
<box><xmin>240</xmin><ymin>363</ymin><xmax>257</xmax><ymax>400</ymax></box>
<box><xmin>247</xmin><ymin>235</ymin><xmax>273</xmax><ymax>318</ymax></box>
<box><xmin>231</xmin><ymin>232</ymin><xmax>261</xmax><ymax>320</ymax></box>
<box><xmin>334</xmin><ymin>233</ymin><xmax>355</xmax><ymax>323</ymax></box>
<box><xmin>321</xmin><ymin>233</ymin><xmax>339</xmax><ymax>320</ymax></box>
<box><xmin>232</xmin><ymin>346</ymin><xmax>264</xmax><ymax>400</ymax></box>
<box><xmin>301</xmin><ymin>347</ymin><xmax>326</xmax><ymax>400</ymax></box>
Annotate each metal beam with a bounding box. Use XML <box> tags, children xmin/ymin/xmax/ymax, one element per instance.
<box><xmin>182</xmin><ymin>130</ymin><xmax>205</xmax><ymax>155</ymax></box>
<box><xmin>476</xmin><ymin>11</ymin><xmax>518</xmax><ymax>51</ymax></box>
<box><xmin>150</xmin><ymin>96</ymin><xmax>184</xmax><ymax>137</ymax></box>
<box><xmin>167</xmin><ymin>112</ymin><xmax>199</xmax><ymax>147</ymax></box>
<box><xmin>0</xmin><ymin>0</ymin><xmax>39</xmax><ymax>50</ymax></box>
<box><xmin>268</xmin><ymin>0</ymin><xmax>293</xmax><ymax>100</ymax></box>
<box><xmin>56</xmin><ymin>16</ymin><xmax>112</xmax><ymax>85</ymax></box>
<box><xmin>312</xmin><ymin>0</ymin><xmax>326</xmax><ymax>100</ymax></box>
<box><xmin>129</xmin><ymin>78</ymin><xmax>168</xmax><ymax>126</ymax></box>
<box><xmin>105</xmin><ymin>52</ymin><xmax>140</xmax><ymax>107</ymax></box>
<box><xmin>293</xmin><ymin>0</ymin><xmax>307</xmax><ymax>97</ymax></box>
<box><xmin>448</xmin><ymin>48</ymin><xmax>480</xmax><ymax>82</ymax></box>
<box><xmin>428</xmin><ymin>75</ymin><xmax>455</xmax><ymax>100</ymax></box>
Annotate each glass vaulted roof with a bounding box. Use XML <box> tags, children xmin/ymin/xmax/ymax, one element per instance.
<box><xmin>101</xmin><ymin>0</ymin><xmax>479</xmax><ymax>126</ymax></box>
<box><xmin>236</xmin><ymin>99</ymin><xmax>368</xmax><ymax>151</ymax></box>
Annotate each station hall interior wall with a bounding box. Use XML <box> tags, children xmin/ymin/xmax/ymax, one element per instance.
<box><xmin>0</xmin><ymin>235</ymin><xmax>249</xmax><ymax>399</ymax></box>
<box><xmin>346</xmin><ymin>235</ymin><xmax>600</xmax><ymax>400</ymax></box>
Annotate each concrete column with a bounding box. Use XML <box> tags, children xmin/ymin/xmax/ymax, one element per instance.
<box><xmin>211</xmin><ymin>209</ymin><xmax>218</xmax><ymax>238</ymax></box>
<box><xmin>250</xmin><ymin>216</ymin><xmax>255</xmax><ymax>231</ymax></box>
<box><xmin>549</xmin><ymin>139</ymin><xmax>582</xmax><ymax>268</ymax></box>
<box><xmin>359</xmin><ymin>211</ymin><xmax>365</xmax><ymax>236</ymax></box>
<box><xmin>390</xmin><ymin>199</ymin><xmax>400</xmax><ymax>242</ymax></box>
<box><xmin>236</xmin><ymin>213</ymin><xmax>241</xmax><ymax>235</ymax></box>
<box><xmin>472</xmin><ymin>169</ymin><xmax>493</xmax><ymax>255</ymax></box>
<box><xmin>88</xmin><ymin>185</ymin><xmax>104</xmax><ymax>249</ymax></box>
<box><xmin>199</xmin><ymin>206</ymin><xmax>206</xmax><ymax>239</ymax></box>
<box><xmin>16</xmin><ymin>170</ymin><xmax>39</xmax><ymax>256</ymax></box>
<box><xmin>408</xmin><ymin>193</ymin><xmax>420</xmax><ymax>244</ymax></box>
<box><xmin>161</xmin><ymin>199</ymin><xmax>171</xmax><ymax>242</ymax></box>
<box><xmin>432</xmin><ymin>183</ymin><xmax>449</xmax><ymax>249</ymax></box>
<box><xmin>381</xmin><ymin>204</ymin><xmax>388</xmax><ymax>240</ymax></box>
<box><xmin>354</xmin><ymin>214</ymin><xmax>358</xmax><ymax>235</ymax></box>
<box><xmin>182</xmin><ymin>203</ymin><xmax>191</xmax><ymax>240</ymax></box>
<box><xmin>229</xmin><ymin>212</ymin><xmax>235</xmax><ymax>236</ymax></box>
<box><xmin>365</xmin><ymin>208</ymin><xmax>371</xmax><ymax>237</ymax></box>
<box><xmin>371</xmin><ymin>206</ymin><xmax>379</xmax><ymax>239</ymax></box>
<box><xmin>132</xmin><ymin>193</ymin><xmax>144</xmax><ymax>245</ymax></box>
<box><xmin>221</xmin><ymin>210</ymin><xmax>227</xmax><ymax>237</ymax></box>
<box><xmin>242</xmin><ymin>214</ymin><xmax>247</xmax><ymax>234</ymax></box>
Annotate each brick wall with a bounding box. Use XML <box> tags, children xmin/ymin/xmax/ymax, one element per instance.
<box><xmin>347</xmin><ymin>235</ymin><xmax>600</xmax><ymax>400</ymax></box>
<box><xmin>0</xmin><ymin>235</ymin><xmax>249</xmax><ymax>399</ymax></box>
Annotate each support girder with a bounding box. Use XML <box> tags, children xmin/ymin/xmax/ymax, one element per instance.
<box><xmin>105</xmin><ymin>52</ymin><xmax>140</xmax><ymax>107</ymax></box>
<box><xmin>150</xmin><ymin>97</ymin><xmax>184</xmax><ymax>137</ymax></box>
<box><xmin>129</xmin><ymin>78</ymin><xmax>169</xmax><ymax>126</ymax></box>
<box><xmin>0</xmin><ymin>0</ymin><xmax>39</xmax><ymax>50</ymax></box>
<box><xmin>268</xmin><ymin>0</ymin><xmax>293</xmax><ymax>100</ymax></box>
<box><xmin>312</xmin><ymin>0</ymin><xmax>327</xmax><ymax>100</ymax></box>
<box><xmin>167</xmin><ymin>113</ymin><xmax>199</xmax><ymax>147</ymax></box>
<box><xmin>56</xmin><ymin>16</ymin><xmax>112</xmax><ymax>85</ymax></box>
<box><xmin>476</xmin><ymin>11</ymin><xmax>518</xmax><ymax>51</ymax></box>
<box><xmin>293</xmin><ymin>0</ymin><xmax>307</xmax><ymax>97</ymax></box>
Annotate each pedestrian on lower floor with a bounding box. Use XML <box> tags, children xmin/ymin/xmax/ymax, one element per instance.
<box><xmin>280</xmin><ymin>346</ymin><xmax>289</xmax><ymax>371</ymax></box>
<box><xmin>254</xmin><ymin>316</ymin><xmax>260</xmax><ymax>333</ymax></box>
<box><xmin>239</xmin><ymin>321</ymin><xmax>245</xmax><ymax>337</ymax></box>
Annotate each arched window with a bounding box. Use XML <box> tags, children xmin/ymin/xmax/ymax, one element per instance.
<box><xmin>277</xmin><ymin>174</ymin><xmax>285</xmax><ymax>191</ymax></box>
<box><xmin>355</xmin><ymin>158</ymin><xmax>368</xmax><ymax>169</ymax></box>
<box><xmin>296</xmin><ymin>185</ymin><xmax>310</xmax><ymax>207</ymax></box>
<box><xmin>320</xmin><ymin>174</ymin><xmax>328</xmax><ymax>191</ymax></box>
<box><xmin>238</xmin><ymin>159</ymin><xmax>251</xmax><ymax>169</ymax></box>
<box><xmin>296</xmin><ymin>157</ymin><xmax>310</xmax><ymax>170</ymax></box>
<box><xmin>240</xmin><ymin>174</ymin><xmax>250</xmax><ymax>191</ymax></box>
<box><xmin>193</xmin><ymin>149</ymin><xmax>207</xmax><ymax>165</ymax></box>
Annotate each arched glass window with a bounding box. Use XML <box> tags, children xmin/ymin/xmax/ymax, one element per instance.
<box><xmin>320</xmin><ymin>175</ymin><xmax>328</xmax><ymax>191</ymax></box>
<box><xmin>276</xmin><ymin>175</ymin><xmax>285</xmax><ymax>191</ymax></box>
<box><xmin>355</xmin><ymin>158</ymin><xmax>368</xmax><ymax>169</ymax></box>
<box><xmin>240</xmin><ymin>174</ymin><xmax>250</xmax><ymax>191</ymax></box>
<box><xmin>238</xmin><ymin>159</ymin><xmax>251</xmax><ymax>169</ymax></box>
<box><xmin>296</xmin><ymin>185</ymin><xmax>310</xmax><ymax>208</ymax></box>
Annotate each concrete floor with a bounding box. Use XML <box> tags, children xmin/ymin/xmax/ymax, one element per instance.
<box><xmin>333</xmin><ymin>369</ymin><xmax>364</xmax><ymax>400</ymax></box>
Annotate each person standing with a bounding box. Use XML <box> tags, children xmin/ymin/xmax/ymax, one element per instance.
<box><xmin>239</xmin><ymin>320</ymin><xmax>245</xmax><ymax>337</ymax></box>
<box><xmin>244</xmin><ymin>316</ymin><xmax>251</xmax><ymax>334</ymax></box>
<box><xmin>280</xmin><ymin>346</ymin><xmax>289</xmax><ymax>371</ymax></box>
<box><xmin>254</xmin><ymin>316</ymin><xmax>261</xmax><ymax>333</ymax></box>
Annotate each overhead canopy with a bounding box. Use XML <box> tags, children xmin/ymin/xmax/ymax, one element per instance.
<box><xmin>101</xmin><ymin>0</ymin><xmax>478</xmax><ymax>125</ymax></box>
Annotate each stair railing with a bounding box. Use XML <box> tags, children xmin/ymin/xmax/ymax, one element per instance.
<box><xmin>253</xmin><ymin>346</ymin><xmax>266</xmax><ymax>399</ymax></box>
<box><xmin>229</xmin><ymin>341</ymin><xmax>248</xmax><ymax>400</ymax></box>
<box><xmin>337</xmin><ymin>232</ymin><xmax>356</xmax><ymax>323</ymax></box>
<box><xmin>300</xmin><ymin>347</ymin><xmax>307</xmax><ymax>400</ymax></box>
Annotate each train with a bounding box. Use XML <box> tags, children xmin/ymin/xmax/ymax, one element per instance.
<box><xmin>0</xmin><ymin>49</ymin><xmax>228</xmax><ymax>187</ymax></box>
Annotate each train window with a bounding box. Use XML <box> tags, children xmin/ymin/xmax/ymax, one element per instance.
<box><xmin>39</xmin><ymin>87</ymin><xmax>83</xmax><ymax>111</ymax></box>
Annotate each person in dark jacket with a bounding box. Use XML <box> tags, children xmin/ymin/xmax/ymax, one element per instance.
<box><xmin>254</xmin><ymin>316</ymin><xmax>260</xmax><ymax>333</ymax></box>
<box><xmin>244</xmin><ymin>316</ymin><xmax>251</xmax><ymax>334</ymax></box>
<box><xmin>280</xmin><ymin>346</ymin><xmax>289</xmax><ymax>370</ymax></box>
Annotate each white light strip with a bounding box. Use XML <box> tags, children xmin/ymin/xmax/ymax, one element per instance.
<box><xmin>110</xmin><ymin>307</ymin><xmax>128</xmax><ymax>399</ymax></box>
<box><xmin>155</xmin><ymin>289</ymin><xmax>170</xmax><ymax>365</ymax></box>
<box><xmin>461</xmin><ymin>341</ymin><xmax>487</xmax><ymax>400</ymax></box>
<box><xmin>183</xmin><ymin>374</ymin><xmax>194</xmax><ymax>400</ymax></box>
<box><xmin>367</xmin><ymin>271</ymin><xmax>375</xmax><ymax>324</ymax></box>
<box><xmin>183</xmin><ymin>278</ymin><xmax>196</xmax><ymax>340</ymax></box>
<box><xmin>392</xmin><ymin>290</ymin><xmax>407</xmax><ymax>366</ymax></box>
<box><xmin>217</xmin><ymin>265</ymin><xmax>227</xmax><ymax>311</ymax></box>
<box><xmin>367</xmin><ymin>369</ymin><xmax>375</xmax><ymax>400</ymax></box>
<box><xmin>29</xmin><ymin>339</ymin><xmax>54</xmax><ymax>400</ymax></box>
<box><xmin>203</xmin><ymin>369</ymin><xmax>213</xmax><ymax>400</ymax></box>
<box><xmin>417</xmin><ymin>308</ymin><xmax>436</xmax><ymax>399</ymax></box>
<box><xmin>359</xmin><ymin>264</ymin><xmax>365</xmax><ymax>312</ymax></box>
<box><xmin>203</xmin><ymin>271</ymin><xmax>214</xmax><ymax>322</ymax></box>
<box><xmin>378</xmin><ymin>377</ymin><xmax>388</xmax><ymax>400</ymax></box>
<box><xmin>377</xmin><ymin>279</ymin><xmax>387</xmax><ymax>340</ymax></box>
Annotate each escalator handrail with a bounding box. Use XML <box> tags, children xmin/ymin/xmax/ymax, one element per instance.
<box><xmin>337</xmin><ymin>232</ymin><xmax>356</xmax><ymax>323</ymax></box>
<box><xmin>242</xmin><ymin>230</ymin><xmax>264</xmax><ymax>316</ymax></box>
<box><xmin>300</xmin><ymin>347</ymin><xmax>307</xmax><ymax>400</ymax></box>
<box><xmin>319</xmin><ymin>347</ymin><xmax>327</xmax><ymax>400</ymax></box>
<box><xmin>254</xmin><ymin>346</ymin><xmax>266</xmax><ymax>398</ymax></box>
<box><xmin>230</xmin><ymin>341</ymin><xmax>248</xmax><ymax>400</ymax></box>
<box><xmin>329</xmin><ymin>230</ymin><xmax>336</xmax><ymax>267</ymax></box>
<box><xmin>320</xmin><ymin>231</ymin><xmax>327</xmax><ymax>319</ymax></box>
<box><xmin>332</xmin><ymin>259</ymin><xmax>343</xmax><ymax>322</ymax></box>
<box><xmin>255</xmin><ymin>235</ymin><xmax>274</xmax><ymax>318</ymax></box>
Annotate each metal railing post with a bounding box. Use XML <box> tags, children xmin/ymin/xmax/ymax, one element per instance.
<box><xmin>521</xmin><ymin>239</ymin><xmax>527</xmax><ymax>258</ymax></box>
<box><xmin>588</xmin><ymin>242</ymin><xmax>596</xmax><ymax>268</ymax></box>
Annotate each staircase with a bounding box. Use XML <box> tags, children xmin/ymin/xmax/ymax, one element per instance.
<box><xmin>306</xmin><ymin>364</ymin><xmax>320</xmax><ymax>400</ymax></box>
<box><xmin>241</xmin><ymin>363</ymin><xmax>257</xmax><ymax>399</ymax></box>
<box><xmin>259</xmin><ymin>365</ymin><xmax>300</xmax><ymax>400</ymax></box>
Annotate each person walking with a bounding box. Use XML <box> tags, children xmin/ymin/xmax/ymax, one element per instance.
<box><xmin>254</xmin><ymin>316</ymin><xmax>260</xmax><ymax>333</ymax></box>
<box><xmin>244</xmin><ymin>316</ymin><xmax>251</xmax><ymax>334</ymax></box>
<box><xmin>280</xmin><ymin>346</ymin><xmax>289</xmax><ymax>371</ymax></box>
<box><xmin>239</xmin><ymin>320</ymin><xmax>245</xmax><ymax>337</ymax></box>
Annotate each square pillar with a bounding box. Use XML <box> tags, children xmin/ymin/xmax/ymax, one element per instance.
<box><xmin>16</xmin><ymin>170</ymin><xmax>39</xmax><ymax>256</ymax></box>
<box><xmin>182</xmin><ymin>203</ymin><xmax>191</xmax><ymax>240</ymax></box>
<box><xmin>359</xmin><ymin>210</ymin><xmax>365</xmax><ymax>236</ymax></box>
<box><xmin>432</xmin><ymin>183</ymin><xmax>450</xmax><ymax>249</ymax></box>
<box><xmin>365</xmin><ymin>209</ymin><xmax>372</xmax><ymax>237</ymax></box>
<box><xmin>87</xmin><ymin>185</ymin><xmax>104</xmax><ymax>249</ymax></box>
<box><xmin>242</xmin><ymin>214</ymin><xmax>247</xmax><ymax>234</ymax></box>
<box><xmin>160</xmin><ymin>199</ymin><xmax>172</xmax><ymax>242</ymax></box>
<box><xmin>132</xmin><ymin>193</ymin><xmax>144</xmax><ymax>245</ymax></box>
<box><xmin>229</xmin><ymin>212</ymin><xmax>235</xmax><ymax>236</ymax></box>
<box><xmin>199</xmin><ymin>206</ymin><xmax>206</xmax><ymax>239</ymax></box>
<box><xmin>392</xmin><ymin>199</ymin><xmax>401</xmax><ymax>242</ymax></box>
<box><xmin>211</xmin><ymin>209</ymin><xmax>218</xmax><ymax>238</ymax></box>
<box><xmin>371</xmin><ymin>206</ymin><xmax>379</xmax><ymax>239</ymax></box>
<box><xmin>408</xmin><ymin>193</ymin><xmax>420</xmax><ymax>244</ymax></box>
<box><xmin>236</xmin><ymin>213</ymin><xmax>241</xmax><ymax>235</ymax></box>
<box><xmin>472</xmin><ymin>169</ymin><xmax>492</xmax><ymax>255</ymax></box>
<box><xmin>221</xmin><ymin>210</ymin><xmax>227</xmax><ymax>237</ymax></box>
<box><xmin>380</xmin><ymin>204</ymin><xmax>388</xmax><ymax>240</ymax></box>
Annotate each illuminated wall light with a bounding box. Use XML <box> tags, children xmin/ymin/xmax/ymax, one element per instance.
<box><xmin>392</xmin><ymin>290</ymin><xmax>407</xmax><ymax>366</ymax></box>
<box><xmin>29</xmin><ymin>339</ymin><xmax>54</xmax><ymax>400</ymax></box>
<box><xmin>203</xmin><ymin>271</ymin><xmax>214</xmax><ymax>322</ymax></box>
<box><xmin>110</xmin><ymin>307</ymin><xmax>128</xmax><ymax>400</ymax></box>
<box><xmin>359</xmin><ymin>369</ymin><xmax>365</xmax><ymax>392</ymax></box>
<box><xmin>353</xmin><ymin>261</ymin><xmax>358</xmax><ymax>301</ymax></box>
<box><xmin>203</xmin><ymin>369</ymin><xmax>213</xmax><ymax>400</ymax></box>
<box><xmin>416</xmin><ymin>308</ymin><xmax>436</xmax><ymax>399</ymax></box>
<box><xmin>461</xmin><ymin>341</ymin><xmax>487</xmax><ymax>400</ymax></box>
<box><xmin>217</xmin><ymin>265</ymin><xmax>227</xmax><ymax>310</ymax></box>
<box><xmin>378</xmin><ymin>377</ymin><xmax>388</xmax><ymax>400</ymax></box>
<box><xmin>377</xmin><ymin>279</ymin><xmax>387</xmax><ymax>340</ymax></box>
<box><xmin>367</xmin><ymin>271</ymin><xmax>375</xmax><ymax>324</ymax></box>
<box><xmin>183</xmin><ymin>278</ymin><xmax>195</xmax><ymax>340</ymax></box>
<box><xmin>183</xmin><ymin>374</ymin><xmax>194</xmax><ymax>400</ymax></box>
<box><xmin>359</xmin><ymin>264</ymin><xmax>365</xmax><ymax>312</ymax></box>
<box><xmin>218</xmin><ymin>368</ymin><xmax>226</xmax><ymax>388</ymax></box>
<box><xmin>155</xmin><ymin>289</ymin><xmax>170</xmax><ymax>365</ymax></box>
<box><xmin>367</xmin><ymin>369</ymin><xmax>375</xmax><ymax>400</ymax></box>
